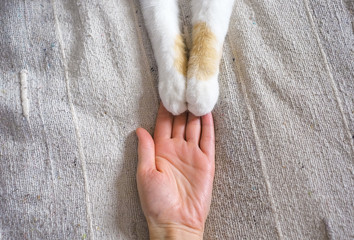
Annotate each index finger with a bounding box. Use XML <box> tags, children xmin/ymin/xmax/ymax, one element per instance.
<box><xmin>200</xmin><ymin>113</ymin><xmax>215</xmax><ymax>157</ymax></box>
<box><xmin>154</xmin><ymin>103</ymin><xmax>173</xmax><ymax>141</ymax></box>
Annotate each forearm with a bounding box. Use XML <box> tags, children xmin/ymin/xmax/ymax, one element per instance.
<box><xmin>148</xmin><ymin>223</ymin><xmax>204</xmax><ymax>240</ymax></box>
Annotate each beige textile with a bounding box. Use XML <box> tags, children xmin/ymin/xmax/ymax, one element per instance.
<box><xmin>0</xmin><ymin>0</ymin><xmax>353</xmax><ymax>239</ymax></box>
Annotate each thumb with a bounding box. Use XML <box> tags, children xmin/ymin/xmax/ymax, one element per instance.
<box><xmin>136</xmin><ymin>127</ymin><xmax>155</xmax><ymax>173</ymax></box>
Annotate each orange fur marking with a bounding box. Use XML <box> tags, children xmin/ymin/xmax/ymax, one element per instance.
<box><xmin>188</xmin><ymin>22</ymin><xmax>220</xmax><ymax>81</ymax></box>
<box><xmin>174</xmin><ymin>34</ymin><xmax>188</xmax><ymax>76</ymax></box>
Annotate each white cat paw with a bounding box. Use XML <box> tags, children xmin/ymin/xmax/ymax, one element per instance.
<box><xmin>186</xmin><ymin>75</ymin><xmax>219</xmax><ymax>116</ymax></box>
<box><xmin>159</xmin><ymin>71</ymin><xmax>187</xmax><ymax>115</ymax></box>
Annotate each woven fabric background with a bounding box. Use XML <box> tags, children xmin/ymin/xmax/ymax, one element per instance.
<box><xmin>0</xmin><ymin>0</ymin><xmax>353</xmax><ymax>239</ymax></box>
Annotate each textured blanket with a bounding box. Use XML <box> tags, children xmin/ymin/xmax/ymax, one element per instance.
<box><xmin>0</xmin><ymin>0</ymin><xmax>353</xmax><ymax>239</ymax></box>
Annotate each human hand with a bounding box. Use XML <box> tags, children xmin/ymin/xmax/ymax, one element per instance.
<box><xmin>136</xmin><ymin>104</ymin><xmax>215</xmax><ymax>240</ymax></box>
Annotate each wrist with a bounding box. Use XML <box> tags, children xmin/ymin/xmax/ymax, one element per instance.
<box><xmin>148</xmin><ymin>223</ymin><xmax>204</xmax><ymax>240</ymax></box>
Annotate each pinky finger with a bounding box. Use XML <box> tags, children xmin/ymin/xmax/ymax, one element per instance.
<box><xmin>200</xmin><ymin>113</ymin><xmax>215</xmax><ymax>157</ymax></box>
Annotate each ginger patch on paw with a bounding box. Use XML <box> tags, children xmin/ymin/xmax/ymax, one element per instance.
<box><xmin>188</xmin><ymin>22</ymin><xmax>220</xmax><ymax>81</ymax></box>
<box><xmin>174</xmin><ymin>34</ymin><xmax>188</xmax><ymax>77</ymax></box>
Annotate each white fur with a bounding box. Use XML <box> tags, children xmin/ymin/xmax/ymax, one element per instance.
<box><xmin>187</xmin><ymin>0</ymin><xmax>234</xmax><ymax>116</ymax></box>
<box><xmin>191</xmin><ymin>0</ymin><xmax>235</xmax><ymax>42</ymax></box>
<box><xmin>187</xmin><ymin>76</ymin><xmax>219</xmax><ymax>116</ymax></box>
<box><xmin>140</xmin><ymin>0</ymin><xmax>235</xmax><ymax>116</ymax></box>
<box><xmin>140</xmin><ymin>0</ymin><xmax>187</xmax><ymax>115</ymax></box>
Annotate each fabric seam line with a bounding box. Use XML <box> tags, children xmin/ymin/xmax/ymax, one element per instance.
<box><xmin>303</xmin><ymin>0</ymin><xmax>354</xmax><ymax>154</ymax></box>
<box><xmin>227</xmin><ymin>35</ymin><xmax>284</xmax><ymax>239</ymax></box>
<box><xmin>51</xmin><ymin>0</ymin><xmax>94</xmax><ymax>239</ymax></box>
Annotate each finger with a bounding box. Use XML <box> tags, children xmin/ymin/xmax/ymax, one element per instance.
<box><xmin>186</xmin><ymin>112</ymin><xmax>201</xmax><ymax>144</ymax></box>
<box><xmin>200</xmin><ymin>113</ymin><xmax>215</xmax><ymax>157</ymax></box>
<box><xmin>154</xmin><ymin>103</ymin><xmax>173</xmax><ymax>141</ymax></box>
<box><xmin>172</xmin><ymin>111</ymin><xmax>187</xmax><ymax>139</ymax></box>
<box><xmin>136</xmin><ymin>128</ymin><xmax>156</xmax><ymax>173</ymax></box>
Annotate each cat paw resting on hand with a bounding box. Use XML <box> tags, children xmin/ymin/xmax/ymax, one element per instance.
<box><xmin>140</xmin><ymin>0</ymin><xmax>235</xmax><ymax>116</ymax></box>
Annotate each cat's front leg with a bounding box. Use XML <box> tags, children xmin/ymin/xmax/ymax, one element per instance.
<box><xmin>187</xmin><ymin>0</ymin><xmax>235</xmax><ymax>116</ymax></box>
<box><xmin>140</xmin><ymin>0</ymin><xmax>187</xmax><ymax>115</ymax></box>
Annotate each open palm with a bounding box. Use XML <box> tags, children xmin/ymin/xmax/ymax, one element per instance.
<box><xmin>136</xmin><ymin>104</ymin><xmax>215</xmax><ymax>236</ymax></box>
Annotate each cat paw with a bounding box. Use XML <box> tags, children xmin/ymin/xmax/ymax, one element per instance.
<box><xmin>186</xmin><ymin>75</ymin><xmax>219</xmax><ymax>116</ymax></box>
<box><xmin>186</xmin><ymin>22</ymin><xmax>221</xmax><ymax>116</ymax></box>
<box><xmin>159</xmin><ymin>72</ymin><xmax>187</xmax><ymax>115</ymax></box>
